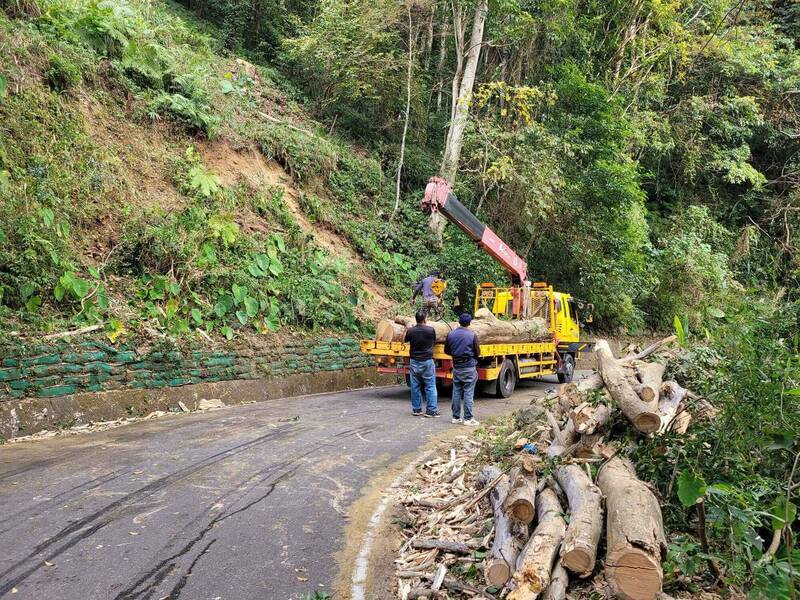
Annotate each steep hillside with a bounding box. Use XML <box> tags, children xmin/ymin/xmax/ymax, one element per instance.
<box><xmin>0</xmin><ymin>0</ymin><xmax>452</xmax><ymax>341</ymax></box>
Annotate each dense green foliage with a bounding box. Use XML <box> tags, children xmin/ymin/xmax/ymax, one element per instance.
<box><xmin>276</xmin><ymin>0</ymin><xmax>799</xmax><ymax>330</ymax></box>
<box><xmin>4</xmin><ymin>0</ymin><xmax>796</xmax><ymax>334</ymax></box>
<box><xmin>634</xmin><ymin>300</ymin><xmax>799</xmax><ymax>597</ymax></box>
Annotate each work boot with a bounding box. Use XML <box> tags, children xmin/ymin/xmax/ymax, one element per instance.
<box><xmin>463</xmin><ymin>418</ymin><xmax>480</xmax><ymax>426</ymax></box>
<box><xmin>424</xmin><ymin>410</ymin><xmax>441</xmax><ymax>418</ymax></box>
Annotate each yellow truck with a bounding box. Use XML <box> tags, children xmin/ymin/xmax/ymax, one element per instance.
<box><xmin>361</xmin><ymin>177</ymin><xmax>595</xmax><ymax>397</ymax></box>
<box><xmin>360</xmin><ymin>282</ymin><xmax>594</xmax><ymax>397</ymax></box>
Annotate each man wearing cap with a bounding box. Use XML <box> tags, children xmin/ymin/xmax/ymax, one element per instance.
<box><xmin>444</xmin><ymin>313</ymin><xmax>481</xmax><ymax>426</ymax></box>
<box><xmin>403</xmin><ymin>309</ymin><xmax>441</xmax><ymax>418</ymax></box>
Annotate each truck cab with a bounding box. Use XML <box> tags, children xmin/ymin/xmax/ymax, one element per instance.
<box><xmin>473</xmin><ymin>282</ymin><xmax>591</xmax><ymax>343</ymax></box>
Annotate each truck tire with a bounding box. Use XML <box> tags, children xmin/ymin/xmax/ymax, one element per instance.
<box><xmin>557</xmin><ymin>354</ymin><xmax>575</xmax><ymax>384</ymax></box>
<box><xmin>495</xmin><ymin>359</ymin><xmax>517</xmax><ymax>398</ymax></box>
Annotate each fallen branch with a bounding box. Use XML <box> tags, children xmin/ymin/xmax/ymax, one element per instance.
<box><xmin>542</xmin><ymin>563</ymin><xmax>568</xmax><ymax>600</ymax></box>
<box><xmin>408</xmin><ymin>588</ymin><xmax>446</xmax><ymax>599</ymax></box>
<box><xmin>696</xmin><ymin>498</ymin><xmax>722</xmax><ymax>581</ymax></box>
<box><xmin>396</xmin><ymin>571</ymin><xmax>497</xmax><ymax>599</ymax></box>
<box><xmin>620</xmin><ymin>335</ymin><xmax>677</xmax><ymax>363</ymax></box>
<box><xmin>410</xmin><ymin>539</ymin><xmax>474</xmax><ymax>554</ymax></box>
<box><xmin>43</xmin><ymin>324</ymin><xmax>103</xmax><ymax>340</ymax></box>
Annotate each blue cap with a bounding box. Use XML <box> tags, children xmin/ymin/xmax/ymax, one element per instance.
<box><xmin>459</xmin><ymin>313</ymin><xmax>472</xmax><ymax>326</ymax></box>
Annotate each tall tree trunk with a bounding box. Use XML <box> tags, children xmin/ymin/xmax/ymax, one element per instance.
<box><xmin>430</xmin><ymin>0</ymin><xmax>488</xmax><ymax>238</ymax></box>
<box><xmin>436</xmin><ymin>20</ymin><xmax>449</xmax><ymax>112</ymax></box>
<box><xmin>423</xmin><ymin>5</ymin><xmax>435</xmax><ymax>71</ymax></box>
<box><xmin>393</xmin><ymin>4</ymin><xmax>415</xmax><ymax>219</ymax></box>
<box><xmin>445</xmin><ymin>2</ymin><xmax>465</xmax><ymax>148</ymax></box>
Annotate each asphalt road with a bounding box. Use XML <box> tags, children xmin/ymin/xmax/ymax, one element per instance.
<box><xmin>0</xmin><ymin>378</ymin><xmax>565</xmax><ymax>600</ymax></box>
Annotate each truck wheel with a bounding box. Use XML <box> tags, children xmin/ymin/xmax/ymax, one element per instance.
<box><xmin>557</xmin><ymin>354</ymin><xmax>575</xmax><ymax>384</ymax></box>
<box><xmin>495</xmin><ymin>359</ymin><xmax>517</xmax><ymax>398</ymax></box>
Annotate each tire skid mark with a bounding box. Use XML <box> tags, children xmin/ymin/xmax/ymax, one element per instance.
<box><xmin>330</xmin><ymin>425</ymin><xmax>376</xmax><ymax>440</ymax></box>
<box><xmin>113</xmin><ymin>467</ymin><xmax>298</xmax><ymax>600</ymax></box>
<box><xmin>0</xmin><ymin>469</ymin><xmax>129</xmax><ymax>534</ymax></box>
<box><xmin>113</xmin><ymin>426</ymin><xmax>375</xmax><ymax>598</ymax></box>
<box><xmin>0</xmin><ymin>424</ymin><xmax>307</xmax><ymax>596</ymax></box>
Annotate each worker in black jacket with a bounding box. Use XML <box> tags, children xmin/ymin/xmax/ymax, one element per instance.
<box><xmin>444</xmin><ymin>313</ymin><xmax>481</xmax><ymax>426</ymax></box>
<box><xmin>403</xmin><ymin>310</ymin><xmax>440</xmax><ymax>417</ymax></box>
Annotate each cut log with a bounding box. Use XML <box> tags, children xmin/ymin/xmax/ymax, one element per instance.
<box><xmin>597</xmin><ymin>457</ymin><xmax>667</xmax><ymax>600</ymax></box>
<box><xmin>394</xmin><ymin>316</ymin><xmax>457</xmax><ymax>342</ymax></box>
<box><xmin>470</xmin><ymin>309</ymin><xmax>549</xmax><ymax>343</ymax></box>
<box><xmin>574</xmin><ymin>372</ymin><xmax>603</xmax><ymax>392</ymax></box>
<box><xmin>570</xmin><ymin>402</ymin><xmax>611</xmax><ymax>435</ymax></box>
<box><xmin>377</xmin><ymin>312</ymin><xmax>549</xmax><ymax>344</ymax></box>
<box><xmin>376</xmin><ymin>319</ymin><xmax>407</xmax><ymax>342</ymax></box>
<box><xmin>573</xmin><ymin>433</ymin><xmax>603</xmax><ymax>459</ymax></box>
<box><xmin>480</xmin><ymin>466</ymin><xmax>522</xmax><ymax>587</ymax></box>
<box><xmin>635</xmin><ymin>362</ymin><xmax>665</xmax><ymax>403</ymax></box>
<box><xmin>552</xmin><ymin>463</ymin><xmax>603</xmax><ymax>577</ymax></box>
<box><xmin>504</xmin><ymin>467</ymin><xmax>538</xmax><ymax>524</ymax></box>
<box><xmin>541</xmin><ymin>563</ymin><xmax>568</xmax><ymax>600</ymax></box>
<box><xmin>596</xmin><ymin>340</ymin><xmax>661</xmax><ymax>434</ymax></box>
<box><xmin>658</xmin><ymin>381</ymin><xmax>688</xmax><ymax>433</ymax></box>
<box><xmin>507</xmin><ymin>488</ymin><xmax>566</xmax><ymax>600</ymax></box>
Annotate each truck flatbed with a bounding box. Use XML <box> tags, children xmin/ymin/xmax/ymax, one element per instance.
<box><xmin>360</xmin><ymin>338</ymin><xmax>593</xmax><ymax>397</ymax></box>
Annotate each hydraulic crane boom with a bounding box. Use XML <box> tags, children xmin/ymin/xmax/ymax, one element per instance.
<box><xmin>421</xmin><ymin>177</ymin><xmax>528</xmax><ymax>284</ymax></box>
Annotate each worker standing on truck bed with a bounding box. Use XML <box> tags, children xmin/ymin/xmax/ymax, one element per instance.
<box><xmin>412</xmin><ymin>270</ymin><xmax>445</xmax><ymax>318</ymax></box>
<box><xmin>403</xmin><ymin>310</ymin><xmax>440</xmax><ymax>418</ymax></box>
<box><xmin>445</xmin><ymin>313</ymin><xmax>481</xmax><ymax>426</ymax></box>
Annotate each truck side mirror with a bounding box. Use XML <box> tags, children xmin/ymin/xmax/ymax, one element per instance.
<box><xmin>577</xmin><ymin>302</ymin><xmax>594</xmax><ymax>324</ymax></box>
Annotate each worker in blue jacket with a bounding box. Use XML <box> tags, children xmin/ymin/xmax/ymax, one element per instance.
<box><xmin>444</xmin><ymin>313</ymin><xmax>481</xmax><ymax>426</ymax></box>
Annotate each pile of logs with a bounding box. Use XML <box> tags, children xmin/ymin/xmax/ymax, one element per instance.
<box><xmin>394</xmin><ymin>335</ymin><xmax>712</xmax><ymax>600</ymax></box>
<box><xmin>375</xmin><ymin>308</ymin><xmax>550</xmax><ymax>344</ymax></box>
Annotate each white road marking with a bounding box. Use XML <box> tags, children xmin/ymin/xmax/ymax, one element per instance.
<box><xmin>350</xmin><ymin>450</ymin><xmax>435</xmax><ymax>600</ymax></box>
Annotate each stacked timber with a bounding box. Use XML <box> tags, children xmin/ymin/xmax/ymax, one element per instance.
<box><xmin>374</xmin><ymin>308</ymin><xmax>549</xmax><ymax>344</ymax></box>
<box><xmin>393</xmin><ymin>334</ymin><xmax>715</xmax><ymax>600</ymax></box>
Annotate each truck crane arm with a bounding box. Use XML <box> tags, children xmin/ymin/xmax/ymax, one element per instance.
<box><xmin>421</xmin><ymin>177</ymin><xmax>528</xmax><ymax>284</ymax></box>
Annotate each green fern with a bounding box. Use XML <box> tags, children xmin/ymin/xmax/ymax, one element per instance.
<box><xmin>188</xmin><ymin>164</ymin><xmax>220</xmax><ymax>198</ymax></box>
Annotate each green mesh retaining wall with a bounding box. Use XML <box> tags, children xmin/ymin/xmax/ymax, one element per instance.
<box><xmin>0</xmin><ymin>337</ymin><xmax>372</xmax><ymax>401</ymax></box>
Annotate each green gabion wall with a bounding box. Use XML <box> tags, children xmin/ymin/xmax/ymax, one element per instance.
<box><xmin>0</xmin><ymin>337</ymin><xmax>372</xmax><ymax>401</ymax></box>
